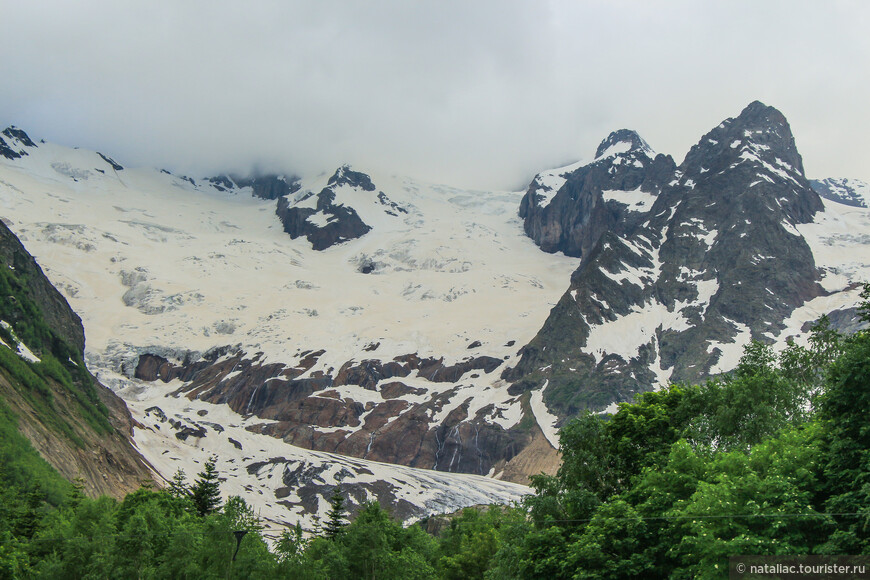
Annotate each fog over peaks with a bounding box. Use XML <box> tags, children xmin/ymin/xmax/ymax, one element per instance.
<box><xmin>1</xmin><ymin>1</ymin><xmax>868</xmax><ymax>189</ymax></box>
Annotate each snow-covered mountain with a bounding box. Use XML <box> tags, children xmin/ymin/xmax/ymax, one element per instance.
<box><xmin>0</xmin><ymin>128</ymin><xmax>576</xmax><ymax>533</ymax></box>
<box><xmin>3</xmin><ymin>100</ymin><xmax>869</xmax><ymax>536</ymax></box>
<box><xmin>508</xmin><ymin>101</ymin><xmax>870</xmax><ymax>417</ymax></box>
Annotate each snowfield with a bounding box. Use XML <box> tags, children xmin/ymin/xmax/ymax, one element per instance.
<box><xmin>0</xmin><ymin>136</ymin><xmax>581</xmax><ymax>532</ymax></box>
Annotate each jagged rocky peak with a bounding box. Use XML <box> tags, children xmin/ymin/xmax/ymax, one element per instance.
<box><xmin>507</xmin><ymin>101</ymin><xmax>829</xmax><ymax>419</ymax></box>
<box><xmin>2</xmin><ymin>126</ymin><xmax>36</xmax><ymax>147</ymax></box>
<box><xmin>519</xmin><ymin>128</ymin><xmax>675</xmax><ymax>258</ymax></box>
<box><xmin>594</xmin><ymin>129</ymin><xmax>654</xmax><ymax>160</ymax></box>
<box><xmin>0</xmin><ymin>126</ymin><xmax>37</xmax><ymax>160</ymax></box>
<box><xmin>674</xmin><ymin>100</ymin><xmax>821</xmax><ymax>226</ymax></box>
<box><xmin>811</xmin><ymin>177</ymin><xmax>869</xmax><ymax>208</ymax></box>
<box><xmin>275</xmin><ymin>165</ymin><xmax>380</xmax><ymax>250</ymax></box>
<box><xmin>327</xmin><ymin>165</ymin><xmax>376</xmax><ymax>191</ymax></box>
<box><xmin>683</xmin><ymin>100</ymin><xmax>805</xmax><ymax>178</ymax></box>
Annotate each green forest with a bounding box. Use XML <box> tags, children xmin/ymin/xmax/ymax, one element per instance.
<box><xmin>2</xmin><ymin>287</ymin><xmax>870</xmax><ymax>578</ymax></box>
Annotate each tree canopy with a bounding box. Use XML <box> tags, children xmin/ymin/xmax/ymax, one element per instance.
<box><xmin>2</xmin><ymin>286</ymin><xmax>869</xmax><ymax>578</ymax></box>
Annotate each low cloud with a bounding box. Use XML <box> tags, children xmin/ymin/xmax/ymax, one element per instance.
<box><xmin>1</xmin><ymin>1</ymin><xmax>867</xmax><ymax>189</ymax></box>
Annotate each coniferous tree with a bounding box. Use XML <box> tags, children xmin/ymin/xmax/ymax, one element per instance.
<box><xmin>168</xmin><ymin>468</ymin><xmax>189</xmax><ymax>499</ymax></box>
<box><xmin>323</xmin><ymin>487</ymin><xmax>347</xmax><ymax>539</ymax></box>
<box><xmin>14</xmin><ymin>485</ymin><xmax>46</xmax><ymax>540</ymax></box>
<box><xmin>68</xmin><ymin>476</ymin><xmax>86</xmax><ymax>510</ymax></box>
<box><xmin>190</xmin><ymin>455</ymin><xmax>222</xmax><ymax>517</ymax></box>
<box><xmin>858</xmin><ymin>282</ymin><xmax>870</xmax><ymax>324</ymax></box>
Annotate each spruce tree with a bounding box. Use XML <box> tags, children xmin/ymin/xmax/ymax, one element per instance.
<box><xmin>168</xmin><ymin>468</ymin><xmax>189</xmax><ymax>499</ymax></box>
<box><xmin>323</xmin><ymin>487</ymin><xmax>347</xmax><ymax>539</ymax></box>
<box><xmin>859</xmin><ymin>282</ymin><xmax>870</xmax><ymax>324</ymax></box>
<box><xmin>68</xmin><ymin>476</ymin><xmax>86</xmax><ymax>510</ymax></box>
<box><xmin>190</xmin><ymin>455</ymin><xmax>222</xmax><ymax>517</ymax></box>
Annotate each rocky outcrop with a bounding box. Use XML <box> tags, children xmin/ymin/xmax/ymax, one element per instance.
<box><xmin>200</xmin><ymin>165</ymin><xmax>407</xmax><ymax>251</ymax></box>
<box><xmin>274</xmin><ymin>166</ymin><xmax>378</xmax><ymax>250</ymax></box>
<box><xmin>97</xmin><ymin>152</ymin><xmax>124</xmax><ymax>171</ymax></box>
<box><xmin>276</xmin><ymin>190</ymin><xmax>371</xmax><ymax>250</ymax></box>
<box><xmin>0</xmin><ymin>126</ymin><xmax>36</xmax><ymax>160</ymax></box>
<box><xmin>232</xmin><ymin>174</ymin><xmax>301</xmax><ymax>200</ymax></box>
<box><xmin>250</xmin><ymin>393</ymin><xmax>532</xmax><ymax>475</ymax></box>
<box><xmin>811</xmin><ymin>177</ymin><xmax>869</xmax><ymax>208</ymax></box>
<box><xmin>519</xmin><ymin>129</ymin><xmax>676</xmax><ymax>258</ymax></box>
<box><xmin>327</xmin><ymin>166</ymin><xmax>376</xmax><ymax>191</ymax></box>
<box><xmin>131</xmin><ymin>346</ymin><xmax>527</xmax><ymax>476</ymax></box>
<box><xmin>203</xmin><ymin>173</ymin><xmax>301</xmax><ymax>199</ymax></box>
<box><xmin>333</xmin><ymin>355</ymin><xmax>504</xmax><ymax>390</ymax></box>
<box><xmin>508</xmin><ymin>101</ymin><xmax>827</xmax><ymax>417</ymax></box>
<box><xmin>273</xmin><ymin>165</ymin><xmax>411</xmax><ymax>250</ymax></box>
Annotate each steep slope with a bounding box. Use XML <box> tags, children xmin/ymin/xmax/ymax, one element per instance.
<box><xmin>506</xmin><ymin>101</ymin><xmax>864</xmax><ymax>419</ymax></box>
<box><xmin>0</xmin><ymin>218</ymin><xmax>155</xmax><ymax>497</ymax></box>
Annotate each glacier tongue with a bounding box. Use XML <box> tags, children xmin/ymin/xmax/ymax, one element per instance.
<box><xmin>103</xmin><ymin>368</ymin><xmax>530</xmax><ymax>539</ymax></box>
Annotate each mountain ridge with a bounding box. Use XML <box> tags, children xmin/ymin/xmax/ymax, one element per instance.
<box><xmin>506</xmin><ymin>101</ymin><xmax>856</xmax><ymax>418</ymax></box>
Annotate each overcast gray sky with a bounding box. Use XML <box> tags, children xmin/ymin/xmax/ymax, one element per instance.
<box><xmin>1</xmin><ymin>1</ymin><xmax>867</xmax><ymax>190</ymax></box>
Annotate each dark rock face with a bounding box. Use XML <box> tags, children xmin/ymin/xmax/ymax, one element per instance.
<box><xmin>274</xmin><ymin>166</ymin><xmax>377</xmax><ymax>250</ymax></box>
<box><xmin>2</xmin><ymin>127</ymin><xmax>36</xmax><ymax>148</ymax></box>
<box><xmin>0</xmin><ymin>126</ymin><xmax>36</xmax><ymax>160</ymax></box>
<box><xmin>232</xmin><ymin>174</ymin><xmax>301</xmax><ymax>200</ymax></box>
<box><xmin>332</xmin><ymin>355</ymin><xmax>504</xmax><ymax>390</ymax></box>
<box><xmin>519</xmin><ymin>129</ymin><xmax>676</xmax><ymax>258</ymax></box>
<box><xmin>508</xmin><ymin>101</ymin><xmax>826</xmax><ymax>417</ymax></box>
<box><xmin>811</xmin><ymin>178</ymin><xmax>868</xmax><ymax>208</ymax></box>
<box><xmin>276</xmin><ymin>189</ymin><xmax>372</xmax><ymax>251</ymax></box>
<box><xmin>133</xmin><ymin>347</ymin><xmax>524</xmax><ymax>476</ymax></box>
<box><xmin>207</xmin><ymin>175</ymin><xmax>235</xmax><ymax>192</ymax></box>
<box><xmin>272</xmin><ymin>165</ymin><xmax>411</xmax><ymax>250</ymax></box>
<box><xmin>328</xmin><ymin>166</ymin><xmax>376</xmax><ymax>191</ymax></box>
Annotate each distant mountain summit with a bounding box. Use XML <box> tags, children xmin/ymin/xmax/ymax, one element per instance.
<box><xmin>507</xmin><ymin>101</ymin><xmax>831</xmax><ymax>416</ymax></box>
<box><xmin>811</xmin><ymin>177</ymin><xmax>870</xmax><ymax>208</ymax></box>
<box><xmin>519</xmin><ymin>129</ymin><xmax>675</xmax><ymax>258</ymax></box>
<box><xmin>0</xmin><ymin>126</ymin><xmax>37</xmax><ymax>159</ymax></box>
<box><xmin>594</xmin><ymin>128</ymin><xmax>654</xmax><ymax>159</ymax></box>
<box><xmin>276</xmin><ymin>165</ymin><xmax>409</xmax><ymax>250</ymax></box>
